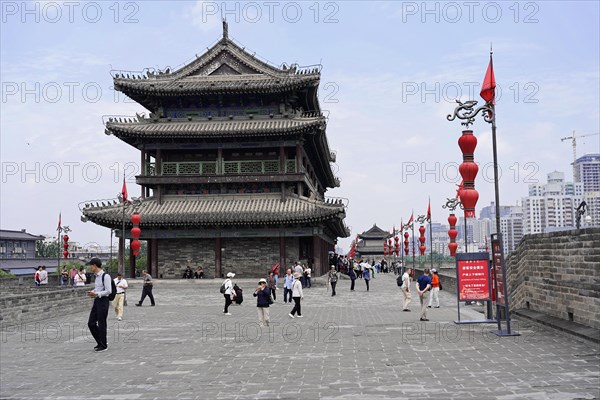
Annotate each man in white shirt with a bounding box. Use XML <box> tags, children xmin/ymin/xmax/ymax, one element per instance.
<box><xmin>401</xmin><ymin>268</ymin><xmax>412</xmax><ymax>312</ymax></box>
<box><xmin>86</xmin><ymin>258</ymin><xmax>112</xmax><ymax>352</ymax></box>
<box><xmin>113</xmin><ymin>272</ymin><xmax>128</xmax><ymax>321</ymax></box>
<box><xmin>39</xmin><ymin>266</ymin><xmax>48</xmax><ymax>285</ymax></box>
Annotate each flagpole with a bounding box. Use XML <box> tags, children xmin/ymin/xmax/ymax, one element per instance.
<box><xmin>429</xmin><ymin>219</ymin><xmax>433</xmax><ymax>270</ymax></box>
<box><xmin>411</xmin><ymin>209</ymin><xmax>415</xmax><ymax>271</ymax></box>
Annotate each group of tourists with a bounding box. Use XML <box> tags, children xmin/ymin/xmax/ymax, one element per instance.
<box><xmin>399</xmin><ymin>267</ymin><xmax>442</xmax><ymax>321</ymax></box>
<box><xmin>57</xmin><ymin>266</ymin><xmax>88</xmax><ymax>287</ymax></box>
<box><xmin>182</xmin><ymin>266</ymin><xmax>204</xmax><ymax>279</ymax></box>
<box><xmin>221</xmin><ymin>265</ymin><xmax>305</xmax><ymax>326</ymax></box>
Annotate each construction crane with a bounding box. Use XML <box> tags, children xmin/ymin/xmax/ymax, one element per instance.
<box><xmin>560</xmin><ymin>131</ymin><xmax>600</xmax><ymax>182</ymax></box>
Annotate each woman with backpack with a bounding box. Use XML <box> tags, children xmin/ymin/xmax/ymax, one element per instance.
<box><xmin>221</xmin><ymin>272</ymin><xmax>235</xmax><ymax>315</ymax></box>
<box><xmin>74</xmin><ymin>267</ymin><xmax>87</xmax><ymax>286</ymax></box>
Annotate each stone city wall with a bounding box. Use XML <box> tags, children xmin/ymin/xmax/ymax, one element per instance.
<box><xmin>506</xmin><ymin>228</ymin><xmax>600</xmax><ymax>330</ymax></box>
<box><xmin>157</xmin><ymin>237</ymin><xmax>301</xmax><ymax>279</ymax></box>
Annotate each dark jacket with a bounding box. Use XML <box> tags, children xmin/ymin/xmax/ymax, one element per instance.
<box><xmin>253</xmin><ymin>287</ymin><xmax>271</xmax><ymax>307</ymax></box>
<box><xmin>348</xmin><ymin>268</ymin><xmax>356</xmax><ymax>280</ymax></box>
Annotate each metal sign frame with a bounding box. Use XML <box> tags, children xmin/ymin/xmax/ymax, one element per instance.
<box><xmin>454</xmin><ymin>252</ymin><xmax>495</xmax><ymax>325</ymax></box>
<box><xmin>490</xmin><ymin>233</ymin><xmax>519</xmax><ymax>336</ymax></box>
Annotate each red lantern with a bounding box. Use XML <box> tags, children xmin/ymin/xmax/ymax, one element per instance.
<box><xmin>131</xmin><ymin>227</ymin><xmax>141</xmax><ymax>239</ymax></box>
<box><xmin>448</xmin><ymin>213</ymin><xmax>458</xmax><ymax>257</ymax></box>
<box><xmin>63</xmin><ymin>250</ymin><xmax>69</xmax><ymax>258</ymax></box>
<box><xmin>419</xmin><ymin>226</ymin><xmax>425</xmax><ymax>236</ymax></box>
<box><xmin>131</xmin><ymin>213</ymin><xmax>141</xmax><ymax>225</ymax></box>
<box><xmin>419</xmin><ymin>236</ymin><xmax>426</xmax><ymax>244</ymax></box>
<box><xmin>404</xmin><ymin>247</ymin><xmax>409</xmax><ymax>255</ymax></box>
<box><xmin>448</xmin><ymin>228</ymin><xmax>458</xmax><ymax>241</ymax></box>
<box><xmin>458</xmin><ymin>130</ymin><xmax>479</xmax><ymax>218</ymax></box>
<box><xmin>131</xmin><ymin>240</ymin><xmax>141</xmax><ymax>256</ymax></box>
<box><xmin>419</xmin><ymin>245</ymin><xmax>426</xmax><ymax>256</ymax></box>
<box><xmin>404</xmin><ymin>232</ymin><xmax>409</xmax><ymax>239</ymax></box>
<box><xmin>448</xmin><ymin>242</ymin><xmax>458</xmax><ymax>257</ymax></box>
<box><xmin>448</xmin><ymin>214</ymin><xmax>457</xmax><ymax>227</ymax></box>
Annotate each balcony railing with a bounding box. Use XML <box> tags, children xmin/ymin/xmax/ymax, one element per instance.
<box><xmin>144</xmin><ymin>160</ymin><xmax>297</xmax><ymax>177</ymax></box>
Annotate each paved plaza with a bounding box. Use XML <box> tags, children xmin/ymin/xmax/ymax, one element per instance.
<box><xmin>1</xmin><ymin>273</ymin><xmax>599</xmax><ymax>400</ymax></box>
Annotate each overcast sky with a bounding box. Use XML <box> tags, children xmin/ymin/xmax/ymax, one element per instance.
<box><xmin>1</xmin><ymin>1</ymin><xmax>599</xmax><ymax>252</ymax></box>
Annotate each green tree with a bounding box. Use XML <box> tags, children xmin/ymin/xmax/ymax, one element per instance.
<box><xmin>36</xmin><ymin>241</ymin><xmax>59</xmax><ymax>258</ymax></box>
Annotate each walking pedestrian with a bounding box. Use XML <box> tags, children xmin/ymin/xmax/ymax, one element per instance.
<box><xmin>305</xmin><ymin>266</ymin><xmax>312</xmax><ymax>288</ymax></box>
<box><xmin>135</xmin><ymin>270</ymin><xmax>155</xmax><ymax>307</ymax></box>
<box><xmin>327</xmin><ymin>266</ymin><xmax>338</xmax><ymax>296</ymax></box>
<box><xmin>361</xmin><ymin>262</ymin><xmax>371</xmax><ymax>291</ymax></box>
<box><xmin>254</xmin><ymin>278</ymin><xmax>271</xmax><ymax>326</ymax></box>
<box><xmin>401</xmin><ymin>267</ymin><xmax>412</xmax><ymax>311</ymax></box>
<box><xmin>288</xmin><ymin>272</ymin><xmax>304</xmax><ymax>318</ymax></box>
<box><xmin>221</xmin><ymin>272</ymin><xmax>235</xmax><ymax>315</ymax></box>
<box><xmin>271</xmin><ymin>263</ymin><xmax>280</xmax><ymax>286</ymax></box>
<box><xmin>267</xmin><ymin>271</ymin><xmax>277</xmax><ymax>302</ymax></box>
<box><xmin>428</xmin><ymin>269</ymin><xmax>441</xmax><ymax>308</ymax></box>
<box><xmin>283</xmin><ymin>269</ymin><xmax>293</xmax><ymax>304</ymax></box>
<box><xmin>348</xmin><ymin>265</ymin><xmax>356</xmax><ymax>291</ymax></box>
<box><xmin>85</xmin><ymin>258</ymin><xmax>112</xmax><ymax>352</ymax></box>
<box><xmin>113</xmin><ymin>272</ymin><xmax>128</xmax><ymax>321</ymax></box>
<box><xmin>416</xmin><ymin>269</ymin><xmax>432</xmax><ymax>321</ymax></box>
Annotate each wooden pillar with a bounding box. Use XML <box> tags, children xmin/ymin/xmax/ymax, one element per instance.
<box><xmin>279</xmin><ymin>145</ymin><xmax>285</xmax><ymax>173</ymax></box>
<box><xmin>129</xmin><ymin>244</ymin><xmax>135</xmax><ymax>277</ymax></box>
<box><xmin>313</xmin><ymin>235</ymin><xmax>322</xmax><ymax>276</ymax></box>
<box><xmin>151</xmin><ymin>239</ymin><xmax>159</xmax><ymax>278</ymax></box>
<box><xmin>156</xmin><ymin>149</ymin><xmax>162</xmax><ymax>205</ymax></box>
<box><xmin>140</xmin><ymin>149</ymin><xmax>145</xmax><ymax>199</ymax></box>
<box><xmin>217</xmin><ymin>148</ymin><xmax>223</xmax><ymax>175</ymax></box>
<box><xmin>279</xmin><ymin>234</ymin><xmax>286</xmax><ymax>272</ymax></box>
<box><xmin>215</xmin><ymin>237</ymin><xmax>222</xmax><ymax>278</ymax></box>
<box><xmin>119</xmin><ymin>237</ymin><xmax>126</xmax><ymax>276</ymax></box>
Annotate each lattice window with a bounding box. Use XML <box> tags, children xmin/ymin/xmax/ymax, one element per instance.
<box><xmin>202</xmin><ymin>162</ymin><xmax>217</xmax><ymax>175</ymax></box>
<box><xmin>264</xmin><ymin>160</ymin><xmax>280</xmax><ymax>173</ymax></box>
<box><xmin>286</xmin><ymin>160</ymin><xmax>296</xmax><ymax>173</ymax></box>
<box><xmin>162</xmin><ymin>163</ymin><xmax>177</xmax><ymax>175</ymax></box>
<box><xmin>223</xmin><ymin>161</ymin><xmax>239</xmax><ymax>174</ymax></box>
<box><xmin>241</xmin><ymin>161</ymin><xmax>262</xmax><ymax>174</ymax></box>
<box><xmin>179</xmin><ymin>162</ymin><xmax>200</xmax><ymax>175</ymax></box>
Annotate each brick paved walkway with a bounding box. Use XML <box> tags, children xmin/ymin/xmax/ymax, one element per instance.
<box><xmin>1</xmin><ymin>273</ymin><xmax>599</xmax><ymax>399</ymax></box>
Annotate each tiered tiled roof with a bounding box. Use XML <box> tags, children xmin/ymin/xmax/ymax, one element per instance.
<box><xmin>112</xmin><ymin>31</ymin><xmax>320</xmax><ymax>102</ymax></box>
<box><xmin>82</xmin><ymin>194</ymin><xmax>348</xmax><ymax>234</ymax></box>
<box><xmin>104</xmin><ymin>114</ymin><xmax>325</xmax><ymax>139</ymax></box>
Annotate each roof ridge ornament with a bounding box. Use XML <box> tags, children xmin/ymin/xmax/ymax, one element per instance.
<box><xmin>222</xmin><ymin>19</ymin><xmax>228</xmax><ymax>40</ymax></box>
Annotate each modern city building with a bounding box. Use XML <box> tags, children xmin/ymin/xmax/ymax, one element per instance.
<box><xmin>522</xmin><ymin>171</ymin><xmax>583</xmax><ymax>233</ymax></box>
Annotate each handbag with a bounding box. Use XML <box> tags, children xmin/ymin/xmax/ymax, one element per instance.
<box><xmin>439</xmin><ymin>282</ymin><xmax>443</xmax><ymax>291</ymax></box>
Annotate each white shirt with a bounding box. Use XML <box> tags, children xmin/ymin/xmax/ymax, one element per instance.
<box><xmin>223</xmin><ymin>278</ymin><xmax>233</xmax><ymax>295</ymax></box>
<box><xmin>401</xmin><ymin>272</ymin><xmax>411</xmax><ymax>290</ymax></box>
<box><xmin>305</xmin><ymin>268</ymin><xmax>311</xmax><ymax>277</ymax></box>
<box><xmin>75</xmin><ymin>272</ymin><xmax>86</xmax><ymax>286</ymax></box>
<box><xmin>114</xmin><ymin>277</ymin><xmax>128</xmax><ymax>293</ymax></box>
<box><xmin>291</xmin><ymin>279</ymin><xmax>303</xmax><ymax>297</ymax></box>
<box><xmin>39</xmin><ymin>270</ymin><xmax>48</xmax><ymax>284</ymax></box>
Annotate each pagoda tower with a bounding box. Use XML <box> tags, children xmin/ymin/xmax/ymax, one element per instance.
<box><xmin>82</xmin><ymin>22</ymin><xmax>349</xmax><ymax>278</ymax></box>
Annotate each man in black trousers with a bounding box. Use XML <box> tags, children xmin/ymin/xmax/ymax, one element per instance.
<box><xmin>136</xmin><ymin>270</ymin><xmax>155</xmax><ymax>306</ymax></box>
<box><xmin>86</xmin><ymin>258</ymin><xmax>112</xmax><ymax>352</ymax></box>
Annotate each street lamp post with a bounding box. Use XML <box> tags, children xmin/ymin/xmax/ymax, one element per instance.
<box><xmin>56</xmin><ymin>225</ymin><xmax>71</xmax><ymax>278</ymax></box>
<box><xmin>117</xmin><ymin>195</ymin><xmax>142</xmax><ymax>277</ymax></box>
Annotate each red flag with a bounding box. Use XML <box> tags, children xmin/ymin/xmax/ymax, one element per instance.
<box><xmin>121</xmin><ymin>176</ymin><xmax>129</xmax><ymax>203</ymax></box>
<box><xmin>480</xmin><ymin>53</ymin><xmax>496</xmax><ymax>104</ymax></box>
<box><xmin>407</xmin><ymin>213</ymin><xmax>413</xmax><ymax>226</ymax></box>
<box><xmin>57</xmin><ymin>212</ymin><xmax>61</xmax><ymax>231</ymax></box>
<box><xmin>426</xmin><ymin>199</ymin><xmax>431</xmax><ymax>221</ymax></box>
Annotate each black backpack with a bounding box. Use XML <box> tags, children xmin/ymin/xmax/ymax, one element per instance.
<box><xmin>220</xmin><ymin>283</ymin><xmax>226</xmax><ymax>294</ymax></box>
<box><xmin>396</xmin><ymin>275</ymin><xmax>403</xmax><ymax>287</ymax></box>
<box><xmin>102</xmin><ymin>272</ymin><xmax>117</xmax><ymax>301</ymax></box>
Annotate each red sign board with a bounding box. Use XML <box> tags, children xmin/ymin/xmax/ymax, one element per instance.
<box><xmin>492</xmin><ymin>239</ymin><xmax>505</xmax><ymax>305</ymax></box>
<box><xmin>457</xmin><ymin>257</ymin><xmax>490</xmax><ymax>301</ymax></box>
